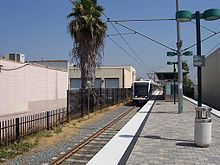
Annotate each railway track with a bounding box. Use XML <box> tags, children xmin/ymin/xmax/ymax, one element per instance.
<box><xmin>49</xmin><ymin>106</ymin><xmax>139</xmax><ymax>165</ymax></box>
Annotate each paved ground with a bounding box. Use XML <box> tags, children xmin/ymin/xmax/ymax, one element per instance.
<box><xmin>126</xmin><ymin>99</ymin><xmax>220</xmax><ymax>165</ymax></box>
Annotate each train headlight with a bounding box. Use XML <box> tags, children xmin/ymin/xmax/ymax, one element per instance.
<box><xmin>135</xmin><ymin>96</ymin><xmax>137</xmax><ymax>98</ymax></box>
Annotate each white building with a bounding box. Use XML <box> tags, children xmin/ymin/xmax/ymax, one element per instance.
<box><xmin>69</xmin><ymin>65</ymin><xmax>136</xmax><ymax>89</ymax></box>
<box><xmin>202</xmin><ymin>47</ymin><xmax>220</xmax><ymax>109</ymax></box>
<box><xmin>0</xmin><ymin>59</ymin><xmax>68</xmax><ymax>116</ymax></box>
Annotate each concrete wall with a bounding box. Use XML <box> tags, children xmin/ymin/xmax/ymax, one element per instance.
<box><xmin>69</xmin><ymin>65</ymin><xmax>136</xmax><ymax>88</ymax></box>
<box><xmin>0</xmin><ymin>60</ymin><xmax>68</xmax><ymax>116</ymax></box>
<box><xmin>202</xmin><ymin>47</ymin><xmax>220</xmax><ymax>109</ymax></box>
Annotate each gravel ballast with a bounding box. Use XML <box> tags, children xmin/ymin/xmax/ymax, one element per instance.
<box><xmin>6</xmin><ymin>104</ymin><xmax>134</xmax><ymax>165</ymax></box>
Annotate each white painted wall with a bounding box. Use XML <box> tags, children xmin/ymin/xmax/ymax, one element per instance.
<box><xmin>202</xmin><ymin>47</ymin><xmax>220</xmax><ymax>109</ymax></box>
<box><xmin>0</xmin><ymin>60</ymin><xmax>68</xmax><ymax>116</ymax></box>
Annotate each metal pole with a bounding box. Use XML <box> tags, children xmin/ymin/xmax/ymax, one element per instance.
<box><xmin>195</xmin><ymin>11</ymin><xmax>202</xmax><ymax>107</ymax></box>
<box><xmin>176</xmin><ymin>0</ymin><xmax>183</xmax><ymax>113</ymax></box>
<box><xmin>173</xmin><ymin>63</ymin><xmax>176</xmax><ymax>104</ymax></box>
<box><xmin>66</xmin><ymin>90</ymin><xmax>69</xmax><ymax>121</ymax></box>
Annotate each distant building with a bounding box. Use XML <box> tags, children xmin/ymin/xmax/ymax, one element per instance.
<box><xmin>69</xmin><ymin>65</ymin><xmax>136</xmax><ymax>89</ymax></box>
<box><xmin>155</xmin><ymin>64</ymin><xmax>188</xmax><ymax>101</ymax></box>
<box><xmin>0</xmin><ymin>53</ymin><xmax>25</xmax><ymax>63</ymax></box>
<box><xmin>202</xmin><ymin>47</ymin><xmax>220</xmax><ymax>110</ymax></box>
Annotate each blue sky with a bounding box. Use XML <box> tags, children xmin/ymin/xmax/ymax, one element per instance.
<box><xmin>0</xmin><ymin>0</ymin><xmax>220</xmax><ymax>80</ymax></box>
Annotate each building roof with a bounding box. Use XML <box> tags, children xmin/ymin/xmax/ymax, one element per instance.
<box><xmin>155</xmin><ymin>64</ymin><xmax>188</xmax><ymax>74</ymax></box>
<box><xmin>206</xmin><ymin>47</ymin><xmax>220</xmax><ymax>60</ymax></box>
<box><xmin>69</xmin><ymin>65</ymin><xmax>136</xmax><ymax>72</ymax></box>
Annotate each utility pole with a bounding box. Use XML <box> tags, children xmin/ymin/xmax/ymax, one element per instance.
<box><xmin>176</xmin><ymin>0</ymin><xmax>183</xmax><ymax>113</ymax></box>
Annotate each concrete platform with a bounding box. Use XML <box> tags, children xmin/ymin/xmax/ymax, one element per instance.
<box><xmin>87</xmin><ymin>94</ymin><xmax>220</xmax><ymax>165</ymax></box>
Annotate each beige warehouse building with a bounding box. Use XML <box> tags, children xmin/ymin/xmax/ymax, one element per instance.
<box><xmin>69</xmin><ymin>65</ymin><xmax>136</xmax><ymax>89</ymax></box>
<box><xmin>202</xmin><ymin>47</ymin><xmax>220</xmax><ymax>109</ymax></box>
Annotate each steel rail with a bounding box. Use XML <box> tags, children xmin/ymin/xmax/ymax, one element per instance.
<box><xmin>50</xmin><ymin>106</ymin><xmax>136</xmax><ymax>165</ymax></box>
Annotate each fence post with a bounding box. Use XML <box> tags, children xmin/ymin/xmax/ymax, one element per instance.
<box><xmin>112</xmin><ymin>89</ymin><xmax>114</xmax><ymax>105</ymax></box>
<box><xmin>121</xmin><ymin>88</ymin><xmax>123</xmax><ymax>101</ymax></box>
<box><xmin>91</xmin><ymin>88</ymin><xmax>94</xmax><ymax>113</ymax></box>
<box><xmin>106</xmin><ymin>88</ymin><xmax>109</xmax><ymax>106</ymax></box>
<box><xmin>67</xmin><ymin>90</ymin><xmax>69</xmax><ymax>122</ymax></box>
<box><xmin>81</xmin><ymin>89</ymin><xmax>84</xmax><ymax>117</ymax></box>
<box><xmin>47</xmin><ymin>111</ymin><xmax>50</xmax><ymax>130</ymax></box>
<box><xmin>15</xmin><ymin>118</ymin><xmax>20</xmax><ymax>140</ymax></box>
<box><xmin>117</xmin><ymin>88</ymin><xmax>119</xmax><ymax>103</ymax></box>
<box><xmin>99</xmin><ymin>87</ymin><xmax>102</xmax><ymax>109</ymax></box>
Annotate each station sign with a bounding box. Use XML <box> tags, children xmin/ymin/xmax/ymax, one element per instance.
<box><xmin>193</xmin><ymin>55</ymin><xmax>205</xmax><ymax>67</ymax></box>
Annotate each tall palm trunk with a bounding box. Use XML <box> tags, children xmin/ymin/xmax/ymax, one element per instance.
<box><xmin>80</xmin><ymin>39</ymin><xmax>96</xmax><ymax>114</ymax></box>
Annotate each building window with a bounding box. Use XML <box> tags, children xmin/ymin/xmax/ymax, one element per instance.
<box><xmin>70</xmin><ymin>78</ymin><xmax>81</xmax><ymax>90</ymax></box>
<box><xmin>95</xmin><ymin>78</ymin><xmax>101</xmax><ymax>88</ymax></box>
<box><xmin>105</xmin><ymin>78</ymin><xmax>119</xmax><ymax>88</ymax></box>
<box><xmin>70</xmin><ymin>78</ymin><xmax>102</xmax><ymax>89</ymax></box>
<box><xmin>9</xmin><ymin>54</ymin><xmax>15</xmax><ymax>61</ymax></box>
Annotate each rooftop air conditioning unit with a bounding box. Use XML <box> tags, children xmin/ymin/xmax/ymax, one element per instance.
<box><xmin>8</xmin><ymin>53</ymin><xmax>25</xmax><ymax>63</ymax></box>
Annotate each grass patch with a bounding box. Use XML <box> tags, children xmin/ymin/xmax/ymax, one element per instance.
<box><xmin>36</xmin><ymin>130</ymin><xmax>53</xmax><ymax>137</ymax></box>
<box><xmin>53</xmin><ymin>126</ymin><xmax>62</xmax><ymax>134</ymax></box>
<box><xmin>0</xmin><ymin>138</ymin><xmax>37</xmax><ymax>161</ymax></box>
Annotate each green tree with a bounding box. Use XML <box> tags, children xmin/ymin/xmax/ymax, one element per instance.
<box><xmin>68</xmin><ymin>0</ymin><xmax>107</xmax><ymax>113</ymax></box>
<box><xmin>182</xmin><ymin>61</ymin><xmax>193</xmax><ymax>87</ymax></box>
<box><xmin>182</xmin><ymin>61</ymin><xmax>189</xmax><ymax>72</ymax></box>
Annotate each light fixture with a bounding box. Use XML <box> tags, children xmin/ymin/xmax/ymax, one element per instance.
<box><xmin>203</xmin><ymin>9</ymin><xmax>220</xmax><ymax>21</ymax></box>
<box><xmin>176</xmin><ymin>10</ymin><xmax>192</xmax><ymax>22</ymax></box>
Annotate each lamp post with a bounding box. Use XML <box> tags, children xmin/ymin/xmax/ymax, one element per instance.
<box><xmin>176</xmin><ymin>8</ymin><xmax>220</xmax><ymax>107</ymax></box>
<box><xmin>167</xmin><ymin>51</ymin><xmax>192</xmax><ymax>107</ymax></box>
<box><xmin>167</xmin><ymin>61</ymin><xmax>178</xmax><ymax>104</ymax></box>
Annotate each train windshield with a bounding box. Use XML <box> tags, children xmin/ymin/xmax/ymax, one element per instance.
<box><xmin>134</xmin><ymin>83</ymin><xmax>149</xmax><ymax>96</ymax></box>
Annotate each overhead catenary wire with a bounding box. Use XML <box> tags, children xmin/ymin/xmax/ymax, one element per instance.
<box><xmin>109</xmin><ymin>20</ymin><xmax>155</xmax><ymax>72</ymax></box>
<box><xmin>107</xmin><ymin>18</ymin><xmax>175</xmax><ymax>23</ymax></box>
<box><xmin>103</xmin><ymin>12</ymin><xmax>155</xmax><ymax>73</ymax></box>
<box><xmin>190</xmin><ymin>21</ymin><xmax>217</xmax><ymax>34</ymax></box>
<box><xmin>107</xmin><ymin>32</ymin><xmax>136</xmax><ymax>37</ymax></box>
<box><xmin>102</xmin><ymin>12</ymin><xmax>220</xmax><ymax>78</ymax></box>
<box><xmin>183</xmin><ymin>30</ymin><xmax>220</xmax><ymax>51</ymax></box>
<box><xmin>107</xmin><ymin>36</ymin><xmax>152</xmax><ymax>72</ymax></box>
<box><xmin>115</xmin><ymin>22</ymin><xmax>177</xmax><ymax>52</ymax></box>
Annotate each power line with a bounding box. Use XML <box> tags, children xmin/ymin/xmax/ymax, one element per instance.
<box><xmin>107</xmin><ymin>18</ymin><xmax>175</xmax><ymax>23</ymax></box>
<box><xmin>115</xmin><ymin>22</ymin><xmax>176</xmax><ymax>51</ymax></box>
<box><xmin>103</xmin><ymin>12</ymin><xmax>155</xmax><ymax>73</ymax></box>
<box><xmin>190</xmin><ymin>21</ymin><xmax>217</xmax><ymax>34</ymax></box>
<box><xmin>183</xmin><ymin>30</ymin><xmax>220</xmax><ymax>51</ymax></box>
<box><xmin>107</xmin><ymin>32</ymin><xmax>136</xmax><ymax>37</ymax></box>
<box><xmin>109</xmin><ymin>20</ymin><xmax>154</xmax><ymax>72</ymax></box>
<box><xmin>107</xmin><ymin>36</ymin><xmax>152</xmax><ymax>72</ymax></box>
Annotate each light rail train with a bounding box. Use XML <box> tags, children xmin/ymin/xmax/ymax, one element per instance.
<box><xmin>132</xmin><ymin>80</ymin><xmax>159</xmax><ymax>105</ymax></box>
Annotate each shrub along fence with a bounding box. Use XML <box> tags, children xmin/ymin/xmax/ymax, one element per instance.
<box><xmin>67</xmin><ymin>88</ymin><xmax>131</xmax><ymax>119</ymax></box>
<box><xmin>0</xmin><ymin>88</ymin><xmax>131</xmax><ymax>146</ymax></box>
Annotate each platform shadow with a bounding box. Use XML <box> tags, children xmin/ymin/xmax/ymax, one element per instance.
<box><xmin>124</xmin><ymin>101</ymin><xmax>136</xmax><ymax>106</ymax></box>
<box><xmin>150</xmin><ymin>111</ymin><xmax>177</xmax><ymax>114</ymax></box>
<box><xmin>119</xmin><ymin>134</ymin><xmax>194</xmax><ymax>143</ymax></box>
<box><xmin>176</xmin><ymin>142</ymin><xmax>196</xmax><ymax>147</ymax></box>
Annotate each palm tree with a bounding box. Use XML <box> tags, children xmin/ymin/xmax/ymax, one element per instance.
<box><xmin>68</xmin><ymin>0</ymin><xmax>107</xmax><ymax>114</ymax></box>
